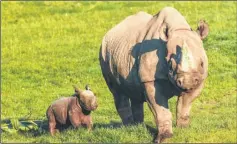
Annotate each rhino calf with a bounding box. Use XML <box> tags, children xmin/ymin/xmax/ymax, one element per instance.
<box><xmin>46</xmin><ymin>85</ymin><xmax>98</xmax><ymax>136</ymax></box>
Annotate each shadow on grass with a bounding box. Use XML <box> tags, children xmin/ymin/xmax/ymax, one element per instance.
<box><xmin>94</xmin><ymin>121</ymin><xmax>158</xmax><ymax>142</ymax></box>
<box><xmin>1</xmin><ymin>118</ymin><xmax>157</xmax><ymax>140</ymax></box>
<box><xmin>1</xmin><ymin>119</ymin><xmax>123</xmax><ymax>137</ymax></box>
<box><xmin>145</xmin><ymin>124</ymin><xmax>158</xmax><ymax>142</ymax></box>
<box><xmin>1</xmin><ymin>119</ymin><xmax>49</xmax><ymax>137</ymax></box>
<box><xmin>93</xmin><ymin>120</ymin><xmax>123</xmax><ymax>129</ymax></box>
<box><xmin>95</xmin><ymin>121</ymin><xmax>158</xmax><ymax>141</ymax></box>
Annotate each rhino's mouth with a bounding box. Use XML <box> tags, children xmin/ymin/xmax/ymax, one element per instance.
<box><xmin>168</xmin><ymin>69</ymin><xmax>202</xmax><ymax>93</ymax></box>
<box><xmin>175</xmin><ymin>83</ymin><xmax>189</xmax><ymax>91</ymax></box>
<box><xmin>78</xmin><ymin>100</ymin><xmax>90</xmax><ymax>111</ymax></box>
<box><xmin>168</xmin><ymin>70</ymin><xmax>188</xmax><ymax>92</ymax></box>
<box><xmin>78</xmin><ymin>98</ymin><xmax>98</xmax><ymax>111</ymax></box>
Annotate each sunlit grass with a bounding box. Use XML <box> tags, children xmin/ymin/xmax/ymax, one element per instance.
<box><xmin>1</xmin><ymin>1</ymin><xmax>236</xmax><ymax>143</ymax></box>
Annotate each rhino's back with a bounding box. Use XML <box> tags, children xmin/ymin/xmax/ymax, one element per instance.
<box><xmin>104</xmin><ymin>11</ymin><xmax>152</xmax><ymax>45</ymax></box>
<box><xmin>51</xmin><ymin>97</ymin><xmax>71</xmax><ymax>124</ymax></box>
<box><xmin>101</xmin><ymin>11</ymin><xmax>152</xmax><ymax>80</ymax></box>
<box><xmin>99</xmin><ymin>11</ymin><xmax>152</xmax><ymax>100</ymax></box>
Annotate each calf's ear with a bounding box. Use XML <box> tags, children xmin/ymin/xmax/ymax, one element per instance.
<box><xmin>196</xmin><ymin>20</ymin><xmax>209</xmax><ymax>40</ymax></box>
<box><xmin>73</xmin><ymin>85</ymin><xmax>82</xmax><ymax>94</ymax></box>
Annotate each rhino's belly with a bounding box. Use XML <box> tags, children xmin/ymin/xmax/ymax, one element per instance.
<box><xmin>51</xmin><ymin>97</ymin><xmax>70</xmax><ymax>124</ymax></box>
<box><xmin>117</xmin><ymin>76</ymin><xmax>145</xmax><ymax>102</ymax></box>
<box><xmin>108</xmin><ymin>64</ymin><xmax>145</xmax><ymax>102</ymax></box>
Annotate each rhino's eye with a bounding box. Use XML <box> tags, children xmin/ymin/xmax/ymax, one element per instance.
<box><xmin>168</xmin><ymin>58</ymin><xmax>177</xmax><ymax>71</ymax></box>
<box><xmin>168</xmin><ymin>60</ymin><xmax>172</xmax><ymax>70</ymax></box>
<box><xmin>199</xmin><ymin>61</ymin><xmax>204</xmax><ymax>74</ymax></box>
<box><xmin>200</xmin><ymin>61</ymin><xmax>204</xmax><ymax>68</ymax></box>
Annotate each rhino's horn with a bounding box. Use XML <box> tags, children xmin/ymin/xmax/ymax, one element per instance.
<box><xmin>85</xmin><ymin>84</ymin><xmax>91</xmax><ymax>91</ymax></box>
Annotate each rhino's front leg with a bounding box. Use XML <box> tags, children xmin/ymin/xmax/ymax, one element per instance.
<box><xmin>144</xmin><ymin>81</ymin><xmax>173</xmax><ymax>143</ymax></box>
<box><xmin>176</xmin><ymin>83</ymin><xmax>204</xmax><ymax>127</ymax></box>
<box><xmin>68</xmin><ymin>110</ymin><xmax>81</xmax><ymax>129</ymax></box>
<box><xmin>83</xmin><ymin>115</ymin><xmax>93</xmax><ymax>132</ymax></box>
<box><xmin>87</xmin><ymin>119</ymin><xmax>93</xmax><ymax>132</ymax></box>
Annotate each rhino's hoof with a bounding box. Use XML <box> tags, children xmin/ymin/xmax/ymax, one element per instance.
<box><xmin>50</xmin><ymin>129</ymin><xmax>59</xmax><ymax>136</ymax></box>
<box><xmin>176</xmin><ymin>117</ymin><xmax>190</xmax><ymax>128</ymax></box>
<box><xmin>122</xmin><ymin>117</ymin><xmax>134</xmax><ymax>126</ymax></box>
<box><xmin>154</xmin><ymin>131</ymin><xmax>173</xmax><ymax>143</ymax></box>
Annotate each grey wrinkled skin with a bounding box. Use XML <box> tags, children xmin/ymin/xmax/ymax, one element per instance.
<box><xmin>99</xmin><ymin>7</ymin><xmax>209</xmax><ymax>143</ymax></box>
<box><xmin>46</xmin><ymin>85</ymin><xmax>98</xmax><ymax>136</ymax></box>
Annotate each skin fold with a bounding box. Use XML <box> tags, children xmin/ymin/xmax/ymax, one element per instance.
<box><xmin>99</xmin><ymin>7</ymin><xmax>209</xmax><ymax>143</ymax></box>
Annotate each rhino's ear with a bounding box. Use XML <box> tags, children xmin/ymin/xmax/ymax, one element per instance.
<box><xmin>73</xmin><ymin>85</ymin><xmax>82</xmax><ymax>94</ymax></box>
<box><xmin>196</xmin><ymin>20</ymin><xmax>209</xmax><ymax>40</ymax></box>
<box><xmin>160</xmin><ymin>23</ymin><xmax>169</xmax><ymax>41</ymax></box>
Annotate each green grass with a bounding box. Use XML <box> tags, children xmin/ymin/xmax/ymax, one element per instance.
<box><xmin>1</xmin><ymin>1</ymin><xmax>236</xmax><ymax>143</ymax></box>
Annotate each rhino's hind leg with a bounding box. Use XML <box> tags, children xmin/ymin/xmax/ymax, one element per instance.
<box><xmin>114</xmin><ymin>93</ymin><xmax>134</xmax><ymax>125</ymax></box>
<box><xmin>144</xmin><ymin>81</ymin><xmax>173</xmax><ymax>143</ymax></box>
<box><xmin>99</xmin><ymin>56</ymin><xmax>134</xmax><ymax>125</ymax></box>
<box><xmin>46</xmin><ymin>106</ymin><xmax>59</xmax><ymax>136</ymax></box>
<box><xmin>101</xmin><ymin>70</ymin><xmax>134</xmax><ymax>125</ymax></box>
<box><xmin>131</xmin><ymin>100</ymin><xmax>144</xmax><ymax>124</ymax></box>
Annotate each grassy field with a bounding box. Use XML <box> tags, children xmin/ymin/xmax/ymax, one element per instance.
<box><xmin>1</xmin><ymin>1</ymin><xmax>236</xmax><ymax>143</ymax></box>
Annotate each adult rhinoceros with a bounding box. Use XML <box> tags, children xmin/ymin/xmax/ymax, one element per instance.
<box><xmin>99</xmin><ymin>7</ymin><xmax>209</xmax><ymax>143</ymax></box>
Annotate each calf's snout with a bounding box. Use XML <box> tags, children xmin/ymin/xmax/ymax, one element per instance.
<box><xmin>90</xmin><ymin>98</ymin><xmax>98</xmax><ymax>110</ymax></box>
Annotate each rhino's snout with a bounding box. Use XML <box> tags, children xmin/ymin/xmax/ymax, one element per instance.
<box><xmin>92</xmin><ymin>103</ymin><xmax>98</xmax><ymax>110</ymax></box>
<box><xmin>176</xmin><ymin>75</ymin><xmax>201</xmax><ymax>90</ymax></box>
<box><xmin>90</xmin><ymin>98</ymin><xmax>98</xmax><ymax>111</ymax></box>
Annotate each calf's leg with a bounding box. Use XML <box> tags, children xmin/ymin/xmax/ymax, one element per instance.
<box><xmin>69</xmin><ymin>111</ymin><xmax>81</xmax><ymax>129</ymax></box>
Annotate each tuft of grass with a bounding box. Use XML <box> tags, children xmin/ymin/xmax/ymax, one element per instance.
<box><xmin>1</xmin><ymin>1</ymin><xmax>236</xmax><ymax>143</ymax></box>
